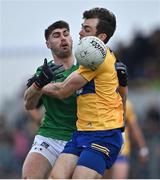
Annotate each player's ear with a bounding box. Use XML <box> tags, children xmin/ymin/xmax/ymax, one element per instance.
<box><xmin>98</xmin><ymin>33</ymin><xmax>107</xmax><ymax>42</ymax></box>
<box><xmin>46</xmin><ymin>41</ymin><xmax>51</xmax><ymax>49</ymax></box>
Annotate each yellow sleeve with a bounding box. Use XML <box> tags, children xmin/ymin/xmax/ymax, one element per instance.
<box><xmin>76</xmin><ymin>50</ymin><xmax>109</xmax><ymax>82</ymax></box>
<box><xmin>76</xmin><ymin>65</ymin><xmax>99</xmax><ymax>81</ymax></box>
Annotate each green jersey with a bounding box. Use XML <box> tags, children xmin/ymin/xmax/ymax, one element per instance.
<box><xmin>36</xmin><ymin>63</ymin><xmax>78</xmax><ymax>141</ymax></box>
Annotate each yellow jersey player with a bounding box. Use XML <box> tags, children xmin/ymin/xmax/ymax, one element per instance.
<box><xmin>40</xmin><ymin>7</ymin><xmax>127</xmax><ymax>179</ymax></box>
<box><xmin>76</xmin><ymin>48</ymin><xmax>124</xmax><ymax>131</ymax></box>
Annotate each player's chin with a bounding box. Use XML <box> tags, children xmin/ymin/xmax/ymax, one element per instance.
<box><xmin>60</xmin><ymin>50</ymin><xmax>72</xmax><ymax>58</ymax></box>
<box><xmin>63</xmin><ymin>46</ymin><xmax>72</xmax><ymax>53</ymax></box>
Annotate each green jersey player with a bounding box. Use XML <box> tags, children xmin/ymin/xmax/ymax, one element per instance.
<box><xmin>22</xmin><ymin>20</ymin><xmax>78</xmax><ymax>179</ymax></box>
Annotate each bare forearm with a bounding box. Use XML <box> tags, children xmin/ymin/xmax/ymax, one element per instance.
<box><xmin>42</xmin><ymin>72</ymin><xmax>87</xmax><ymax>99</ymax></box>
<box><xmin>42</xmin><ymin>82</ymin><xmax>73</xmax><ymax>99</ymax></box>
<box><xmin>130</xmin><ymin>121</ymin><xmax>149</xmax><ymax>159</ymax></box>
<box><xmin>24</xmin><ymin>83</ymin><xmax>43</xmax><ymax>110</ymax></box>
<box><xmin>131</xmin><ymin>122</ymin><xmax>146</xmax><ymax>148</ymax></box>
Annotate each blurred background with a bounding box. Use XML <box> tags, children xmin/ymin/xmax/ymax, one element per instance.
<box><xmin>0</xmin><ymin>0</ymin><xmax>160</xmax><ymax>178</ymax></box>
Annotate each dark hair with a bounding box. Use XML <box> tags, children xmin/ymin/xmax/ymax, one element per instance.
<box><xmin>83</xmin><ymin>7</ymin><xmax>116</xmax><ymax>43</ymax></box>
<box><xmin>45</xmin><ymin>20</ymin><xmax>70</xmax><ymax>40</ymax></box>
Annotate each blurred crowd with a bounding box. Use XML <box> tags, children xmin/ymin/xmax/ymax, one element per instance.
<box><xmin>129</xmin><ymin>101</ymin><xmax>160</xmax><ymax>178</ymax></box>
<box><xmin>0</xmin><ymin>88</ymin><xmax>39</xmax><ymax>178</ymax></box>
<box><xmin>116</xmin><ymin>28</ymin><xmax>160</xmax><ymax>87</ymax></box>
<box><xmin>0</xmin><ymin>28</ymin><xmax>160</xmax><ymax>178</ymax></box>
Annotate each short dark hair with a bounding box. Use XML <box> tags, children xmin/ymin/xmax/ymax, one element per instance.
<box><xmin>83</xmin><ymin>7</ymin><xmax>116</xmax><ymax>43</ymax></box>
<box><xmin>45</xmin><ymin>20</ymin><xmax>70</xmax><ymax>40</ymax></box>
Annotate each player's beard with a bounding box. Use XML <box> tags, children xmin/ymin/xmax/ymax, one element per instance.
<box><xmin>59</xmin><ymin>50</ymin><xmax>72</xmax><ymax>58</ymax></box>
<box><xmin>53</xmin><ymin>45</ymin><xmax>72</xmax><ymax>59</ymax></box>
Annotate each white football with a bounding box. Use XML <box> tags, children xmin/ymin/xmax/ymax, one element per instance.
<box><xmin>74</xmin><ymin>36</ymin><xmax>106</xmax><ymax>70</ymax></box>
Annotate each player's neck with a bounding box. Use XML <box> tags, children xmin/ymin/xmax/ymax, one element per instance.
<box><xmin>53</xmin><ymin>55</ymin><xmax>75</xmax><ymax>70</ymax></box>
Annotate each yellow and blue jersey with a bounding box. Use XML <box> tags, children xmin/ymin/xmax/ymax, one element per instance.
<box><xmin>76</xmin><ymin>48</ymin><xmax>124</xmax><ymax>131</ymax></box>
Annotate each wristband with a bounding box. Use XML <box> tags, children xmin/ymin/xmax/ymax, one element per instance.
<box><xmin>139</xmin><ymin>147</ymin><xmax>149</xmax><ymax>157</ymax></box>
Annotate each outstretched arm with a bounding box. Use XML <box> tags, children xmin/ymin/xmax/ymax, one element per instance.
<box><xmin>42</xmin><ymin>71</ymin><xmax>88</xmax><ymax>99</ymax></box>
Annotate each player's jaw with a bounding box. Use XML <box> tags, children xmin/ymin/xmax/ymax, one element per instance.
<box><xmin>54</xmin><ymin>43</ymin><xmax>72</xmax><ymax>59</ymax></box>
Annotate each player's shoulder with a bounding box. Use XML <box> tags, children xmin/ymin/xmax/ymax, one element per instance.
<box><xmin>107</xmin><ymin>47</ymin><xmax>116</xmax><ymax>59</ymax></box>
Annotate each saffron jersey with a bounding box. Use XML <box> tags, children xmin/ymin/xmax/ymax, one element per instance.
<box><xmin>76</xmin><ymin>48</ymin><xmax>124</xmax><ymax>131</ymax></box>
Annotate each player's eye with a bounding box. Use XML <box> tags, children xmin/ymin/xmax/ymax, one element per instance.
<box><xmin>82</xmin><ymin>25</ymin><xmax>92</xmax><ymax>33</ymax></box>
<box><xmin>84</xmin><ymin>27</ymin><xmax>91</xmax><ymax>33</ymax></box>
<box><xmin>63</xmin><ymin>30</ymin><xmax>70</xmax><ymax>36</ymax></box>
<box><xmin>52</xmin><ymin>32</ymin><xmax>60</xmax><ymax>38</ymax></box>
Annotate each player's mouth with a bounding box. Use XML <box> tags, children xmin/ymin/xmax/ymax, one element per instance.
<box><xmin>61</xmin><ymin>43</ymin><xmax>69</xmax><ymax>50</ymax></box>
